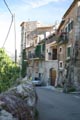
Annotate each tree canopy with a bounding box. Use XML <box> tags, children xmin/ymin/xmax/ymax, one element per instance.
<box><xmin>0</xmin><ymin>48</ymin><xmax>20</xmax><ymax>92</ymax></box>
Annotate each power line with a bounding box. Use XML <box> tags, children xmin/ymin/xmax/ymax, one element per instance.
<box><xmin>2</xmin><ymin>16</ymin><xmax>13</xmax><ymax>48</ymax></box>
<box><xmin>2</xmin><ymin>0</ymin><xmax>13</xmax><ymax>47</ymax></box>
<box><xmin>3</xmin><ymin>0</ymin><xmax>17</xmax><ymax>63</ymax></box>
<box><xmin>3</xmin><ymin>0</ymin><xmax>13</xmax><ymax>16</ymax></box>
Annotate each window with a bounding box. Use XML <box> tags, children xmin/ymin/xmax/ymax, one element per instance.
<box><xmin>67</xmin><ymin>47</ymin><xmax>70</xmax><ymax>57</ymax></box>
<box><xmin>60</xmin><ymin>62</ymin><xmax>62</xmax><ymax>68</ymax></box>
<box><xmin>52</xmin><ymin>49</ymin><xmax>57</xmax><ymax>60</ymax></box>
<box><xmin>68</xmin><ymin>23</ymin><xmax>70</xmax><ymax>32</ymax></box>
<box><xmin>71</xmin><ymin>21</ymin><xmax>73</xmax><ymax>29</ymax></box>
<box><xmin>67</xmin><ymin>45</ymin><xmax>71</xmax><ymax>58</ymax></box>
<box><xmin>59</xmin><ymin>47</ymin><xmax>63</xmax><ymax>53</ymax></box>
<box><xmin>65</xmin><ymin>20</ymin><xmax>74</xmax><ymax>33</ymax></box>
<box><xmin>65</xmin><ymin>26</ymin><xmax>68</xmax><ymax>32</ymax></box>
<box><xmin>59</xmin><ymin>61</ymin><xmax>63</xmax><ymax>69</ymax></box>
<box><xmin>35</xmin><ymin>45</ymin><xmax>41</xmax><ymax>57</ymax></box>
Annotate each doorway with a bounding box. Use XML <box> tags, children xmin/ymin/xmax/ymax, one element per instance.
<box><xmin>50</xmin><ymin>68</ymin><xmax>56</xmax><ymax>86</ymax></box>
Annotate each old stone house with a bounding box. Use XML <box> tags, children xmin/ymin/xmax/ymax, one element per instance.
<box><xmin>57</xmin><ymin>0</ymin><xmax>80</xmax><ymax>89</ymax></box>
<box><xmin>44</xmin><ymin>34</ymin><xmax>58</xmax><ymax>86</ymax></box>
<box><xmin>20</xmin><ymin>21</ymin><xmax>54</xmax><ymax>85</ymax></box>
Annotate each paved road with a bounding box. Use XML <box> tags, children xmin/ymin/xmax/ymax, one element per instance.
<box><xmin>36</xmin><ymin>87</ymin><xmax>80</xmax><ymax>120</ymax></box>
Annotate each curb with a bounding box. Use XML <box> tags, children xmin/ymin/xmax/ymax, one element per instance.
<box><xmin>43</xmin><ymin>86</ymin><xmax>63</xmax><ymax>92</ymax></box>
<box><xmin>69</xmin><ymin>92</ymin><xmax>80</xmax><ymax>94</ymax></box>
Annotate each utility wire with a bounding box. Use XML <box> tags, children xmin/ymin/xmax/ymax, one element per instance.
<box><xmin>2</xmin><ymin>16</ymin><xmax>13</xmax><ymax>48</ymax></box>
<box><xmin>3</xmin><ymin>0</ymin><xmax>13</xmax><ymax>16</ymax></box>
<box><xmin>3</xmin><ymin>0</ymin><xmax>17</xmax><ymax>63</ymax></box>
<box><xmin>2</xmin><ymin>0</ymin><xmax>13</xmax><ymax>47</ymax></box>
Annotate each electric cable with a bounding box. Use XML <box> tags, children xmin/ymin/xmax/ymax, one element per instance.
<box><xmin>3</xmin><ymin>0</ymin><xmax>13</xmax><ymax>16</ymax></box>
<box><xmin>3</xmin><ymin>0</ymin><xmax>17</xmax><ymax>63</ymax></box>
<box><xmin>2</xmin><ymin>0</ymin><xmax>13</xmax><ymax>47</ymax></box>
<box><xmin>2</xmin><ymin>15</ymin><xmax>13</xmax><ymax>48</ymax></box>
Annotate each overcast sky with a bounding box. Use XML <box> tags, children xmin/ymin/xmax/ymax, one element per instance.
<box><xmin>0</xmin><ymin>0</ymin><xmax>73</xmax><ymax>57</ymax></box>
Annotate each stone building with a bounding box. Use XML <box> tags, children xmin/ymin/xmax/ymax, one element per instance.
<box><xmin>44</xmin><ymin>34</ymin><xmax>58</xmax><ymax>86</ymax></box>
<box><xmin>57</xmin><ymin>0</ymin><xmax>80</xmax><ymax>90</ymax></box>
<box><xmin>20</xmin><ymin>21</ymin><xmax>54</xmax><ymax>85</ymax></box>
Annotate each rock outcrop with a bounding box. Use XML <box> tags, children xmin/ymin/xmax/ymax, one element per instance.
<box><xmin>0</xmin><ymin>77</ymin><xmax>38</xmax><ymax>120</ymax></box>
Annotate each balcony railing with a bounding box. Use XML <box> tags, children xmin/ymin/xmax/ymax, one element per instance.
<box><xmin>27</xmin><ymin>52</ymin><xmax>45</xmax><ymax>60</ymax></box>
<box><xmin>46</xmin><ymin>34</ymin><xmax>56</xmax><ymax>44</ymax></box>
<box><xmin>57</xmin><ymin>32</ymin><xmax>69</xmax><ymax>44</ymax></box>
<box><xmin>48</xmin><ymin>52</ymin><xmax>57</xmax><ymax>60</ymax></box>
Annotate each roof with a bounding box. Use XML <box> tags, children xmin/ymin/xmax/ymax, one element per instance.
<box><xmin>37</xmin><ymin>26</ymin><xmax>53</xmax><ymax>29</ymax></box>
<box><xmin>29</xmin><ymin>25</ymin><xmax>54</xmax><ymax>36</ymax></box>
<box><xmin>57</xmin><ymin>0</ymin><xmax>79</xmax><ymax>32</ymax></box>
<box><xmin>63</xmin><ymin>0</ymin><xmax>79</xmax><ymax>18</ymax></box>
<box><xmin>20</xmin><ymin>22</ymin><xmax>25</xmax><ymax>26</ymax></box>
<box><xmin>57</xmin><ymin>19</ymin><xmax>65</xmax><ymax>32</ymax></box>
<box><xmin>20</xmin><ymin>21</ymin><xmax>39</xmax><ymax>26</ymax></box>
<box><xmin>33</xmin><ymin>26</ymin><xmax>53</xmax><ymax>33</ymax></box>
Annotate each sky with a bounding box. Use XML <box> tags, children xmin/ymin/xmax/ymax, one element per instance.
<box><xmin>0</xmin><ymin>0</ymin><xmax>73</xmax><ymax>59</ymax></box>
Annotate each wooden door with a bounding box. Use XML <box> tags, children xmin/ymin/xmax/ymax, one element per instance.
<box><xmin>50</xmin><ymin>68</ymin><xmax>56</xmax><ymax>86</ymax></box>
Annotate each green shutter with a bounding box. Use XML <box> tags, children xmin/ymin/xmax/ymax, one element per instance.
<box><xmin>71</xmin><ymin>21</ymin><xmax>73</xmax><ymax>29</ymax></box>
<box><xmin>67</xmin><ymin>47</ymin><xmax>71</xmax><ymax>57</ymax></box>
<box><xmin>35</xmin><ymin>45</ymin><xmax>41</xmax><ymax>57</ymax></box>
<box><xmin>68</xmin><ymin>23</ymin><xmax>70</xmax><ymax>32</ymax></box>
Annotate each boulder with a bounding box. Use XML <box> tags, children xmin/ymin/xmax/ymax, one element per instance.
<box><xmin>0</xmin><ymin>77</ymin><xmax>38</xmax><ymax>120</ymax></box>
<box><xmin>0</xmin><ymin>94</ymin><xmax>33</xmax><ymax>120</ymax></box>
<box><xmin>0</xmin><ymin>110</ymin><xmax>17</xmax><ymax>120</ymax></box>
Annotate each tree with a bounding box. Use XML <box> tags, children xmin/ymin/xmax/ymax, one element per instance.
<box><xmin>0</xmin><ymin>48</ymin><xmax>20</xmax><ymax>92</ymax></box>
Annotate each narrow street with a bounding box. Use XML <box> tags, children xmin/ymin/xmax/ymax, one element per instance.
<box><xmin>36</xmin><ymin>87</ymin><xmax>80</xmax><ymax>120</ymax></box>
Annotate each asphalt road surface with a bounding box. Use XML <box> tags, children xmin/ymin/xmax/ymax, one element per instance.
<box><xmin>36</xmin><ymin>87</ymin><xmax>80</xmax><ymax>120</ymax></box>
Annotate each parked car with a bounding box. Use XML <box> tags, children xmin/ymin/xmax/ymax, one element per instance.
<box><xmin>32</xmin><ymin>77</ymin><xmax>42</xmax><ymax>86</ymax></box>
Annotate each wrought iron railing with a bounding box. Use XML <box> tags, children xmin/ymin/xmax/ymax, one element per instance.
<box><xmin>27</xmin><ymin>52</ymin><xmax>45</xmax><ymax>59</ymax></box>
<box><xmin>57</xmin><ymin>32</ymin><xmax>69</xmax><ymax>44</ymax></box>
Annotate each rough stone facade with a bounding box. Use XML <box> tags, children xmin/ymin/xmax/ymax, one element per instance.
<box><xmin>57</xmin><ymin>0</ymin><xmax>80</xmax><ymax>90</ymax></box>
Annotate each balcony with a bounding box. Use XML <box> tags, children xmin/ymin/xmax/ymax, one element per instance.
<box><xmin>28</xmin><ymin>53</ymin><xmax>36</xmax><ymax>59</ymax></box>
<box><xmin>48</xmin><ymin>51</ymin><xmax>57</xmax><ymax>61</ymax></box>
<box><xmin>57</xmin><ymin>32</ymin><xmax>69</xmax><ymax>44</ymax></box>
<box><xmin>35</xmin><ymin>44</ymin><xmax>45</xmax><ymax>59</ymax></box>
<box><xmin>27</xmin><ymin>52</ymin><xmax>45</xmax><ymax>60</ymax></box>
<box><xmin>46</xmin><ymin>34</ymin><xmax>56</xmax><ymax>44</ymax></box>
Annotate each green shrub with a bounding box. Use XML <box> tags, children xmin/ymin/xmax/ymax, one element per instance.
<box><xmin>67</xmin><ymin>86</ymin><xmax>76</xmax><ymax>92</ymax></box>
<box><xmin>0</xmin><ymin>48</ymin><xmax>20</xmax><ymax>92</ymax></box>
